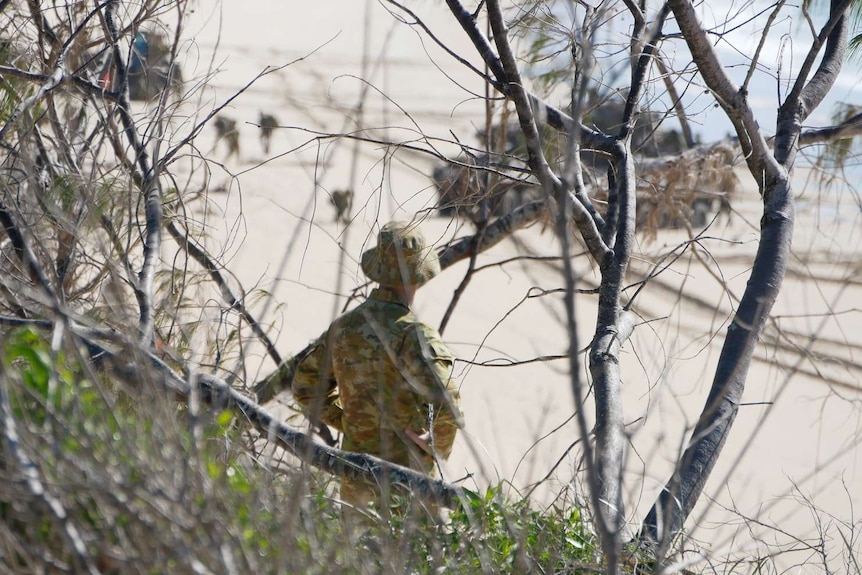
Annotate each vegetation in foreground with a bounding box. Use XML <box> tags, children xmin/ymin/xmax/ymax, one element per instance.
<box><xmin>0</xmin><ymin>327</ymin><xmax>602</xmax><ymax>574</ymax></box>
<box><xmin>4</xmin><ymin>327</ymin><xmax>857</xmax><ymax>574</ymax></box>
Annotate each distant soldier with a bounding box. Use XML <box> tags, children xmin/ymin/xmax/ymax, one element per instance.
<box><xmin>214</xmin><ymin>115</ymin><xmax>240</xmax><ymax>160</ymax></box>
<box><xmin>265</xmin><ymin>221</ymin><xmax>463</xmax><ymax>514</ymax></box>
<box><xmin>330</xmin><ymin>189</ymin><xmax>352</xmax><ymax>223</ymax></box>
<box><xmin>259</xmin><ymin>112</ymin><xmax>278</xmax><ymax>155</ymax></box>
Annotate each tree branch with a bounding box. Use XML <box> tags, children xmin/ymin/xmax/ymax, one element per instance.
<box><xmin>438</xmin><ymin>198</ymin><xmax>547</xmax><ymax>269</ymax></box>
<box><xmin>485</xmin><ymin>0</ymin><xmax>560</xmax><ymax>198</ymax></box>
<box><xmin>799</xmin><ymin>110</ymin><xmax>862</xmax><ymax>145</ymax></box>
<box><xmin>585</xmin><ymin>91</ymin><xmax>640</xmax><ymax>575</ymax></box>
<box><xmin>0</xmin><ymin>200</ymin><xmax>59</xmax><ymax>303</ymax></box>
<box><xmin>0</xmin><ymin>65</ymin><xmax>121</xmax><ymax>102</ymax></box>
<box><xmin>102</xmin><ymin>0</ymin><xmax>162</xmax><ymax>345</ymax></box>
<box><xmin>653</xmin><ymin>52</ymin><xmax>696</xmax><ymax>148</ymax></box>
<box><xmin>383</xmin><ymin>0</ymin><xmax>497</xmax><ymax>90</ymax></box>
<box><xmin>4</xmin><ymin>314</ymin><xmax>464</xmax><ymax>509</ymax></box>
<box><xmin>640</xmin><ymin>175</ymin><xmax>795</xmax><ymax>549</ymax></box>
<box><xmin>781</xmin><ymin>0</ymin><xmax>851</xmax><ymax>115</ymax></box>
<box><xmin>196</xmin><ymin>371</ymin><xmax>466</xmax><ymax>508</ymax></box>
<box><xmin>443</xmin><ymin>0</ymin><xmax>614</xmax><ymax>148</ymax></box>
<box><xmin>667</xmin><ymin>0</ymin><xmax>778</xmax><ymax>182</ymax></box>
<box><xmin>620</xmin><ymin>4</ymin><xmax>670</xmax><ymax>139</ymax></box>
<box><xmin>775</xmin><ymin>0</ymin><xmax>851</xmax><ymax>165</ymax></box>
<box><xmin>636</xmin><ymin>1</ymin><xmax>847</xmax><ymax>552</ymax></box>
<box><xmin>83</xmin><ymin>323</ymin><xmax>464</xmax><ymax>508</ymax></box>
<box><xmin>443</xmin><ymin>0</ymin><xmax>507</xmax><ymax>93</ymax></box>
<box><xmin>164</xmin><ymin>219</ymin><xmax>284</xmax><ymax>367</ymax></box>
<box><xmin>0</xmin><ymin>57</ymin><xmax>65</xmax><ymax>144</ymax></box>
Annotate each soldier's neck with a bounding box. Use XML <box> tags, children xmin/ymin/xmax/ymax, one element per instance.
<box><xmin>380</xmin><ymin>284</ymin><xmax>416</xmax><ymax>307</ymax></box>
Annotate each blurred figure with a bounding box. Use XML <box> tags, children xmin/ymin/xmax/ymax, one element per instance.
<box><xmin>259</xmin><ymin>112</ymin><xmax>278</xmax><ymax>155</ymax></box>
<box><xmin>330</xmin><ymin>189</ymin><xmax>352</xmax><ymax>224</ymax></box>
<box><xmin>214</xmin><ymin>115</ymin><xmax>240</xmax><ymax>160</ymax></box>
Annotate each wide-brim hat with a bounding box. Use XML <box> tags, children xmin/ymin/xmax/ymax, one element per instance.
<box><xmin>360</xmin><ymin>220</ymin><xmax>441</xmax><ymax>286</ymax></box>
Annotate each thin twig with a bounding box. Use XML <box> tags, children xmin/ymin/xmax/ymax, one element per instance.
<box><xmin>439</xmin><ymin>223</ymin><xmax>487</xmax><ymax>335</ymax></box>
<box><xmin>164</xmin><ymin>220</ymin><xmax>283</xmax><ymax>367</ymax></box>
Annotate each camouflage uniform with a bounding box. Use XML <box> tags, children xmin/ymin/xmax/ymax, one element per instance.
<box><xmin>292</xmin><ymin>221</ymin><xmax>462</xmax><ymax>511</ymax></box>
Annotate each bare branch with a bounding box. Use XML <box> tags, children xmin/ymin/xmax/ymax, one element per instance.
<box><xmin>776</xmin><ymin>0</ymin><xmax>851</xmax><ymax>165</ymax></box>
<box><xmin>101</xmin><ymin>0</ymin><xmax>163</xmax><ymax>344</ymax></box>
<box><xmin>438</xmin><ymin>222</ymin><xmax>487</xmax><ymax>335</ymax></box>
<box><xmin>640</xmin><ymin>1</ymin><xmax>814</xmax><ymax>543</ymax></box>
<box><xmin>742</xmin><ymin>0</ymin><xmax>788</xmax><ymax>94</ymax></box>
<box><xmin>443</xmin><ymin>0</ymin><xmax>613</xmax><ymax>148</ymax></box>
<box><xmin>438</xmin><ymin>199</ymin><xmax>547</xmax><ymax>269</ymax></box>
<box><xmin>799</xmin><ymin>110</ymin><xmax>862</xmax><ymax>145</ymax></box>
<box><xmin>668</xmin><ymin>0</ymin><xmax>778</xmax><ymax>181</ymax></box>
<box><xmin>620</xmin><ymin>4</ymin><xmax>670</xmax><ymax>138</ymax></box>
<box><xmin>586</xmin><ymin>108</ymin><xmax>638</xmax><ymax>575</ymax></box>
<box><xmin>0</xmin><ymin>200</ymin><xmax>58</xmax><ymax>303</ymax></box>
<box><xmin>164</xmin><ymin>220</ymin><xmax>284</xmax><ymax>368</ymax></box>
<box><xmin>485</xmin><ymin>0</ymin><xmax>560</xmax><ymax>199</ymax></box>
<box><xmin>653</xmin><ymin>52</ymin><xmax>696</xmax><ymax>148</ymax></box>
<box><xmin>622</xmin><ymin>0</ymin><xmax>646</xmax><ymax>74</ymax></box>
<box><xmin>0</xmin><ymin>64</ymin><xmax>120</xmax><ymax>101</ymax></box>
<box><xmin>442</xmin><ymin>0</ymin><xmax>508</xmax><ymax>93</ymax></box>
<box><xmin>74</xmin><ymin>323</ymin><xmax>465</xmax><ymax>508</ymax></box>
<box><xmin>0</xmin><ymin>58</ymin><xmax>65</xmax><ymax>144</ymax></box>
<box><xmin>383</xmin><ymin>0</ymin><xmax>497</xmax><ymax>89</ymax></box>
<box><xmin>781</xmin><ymin>0</ymin><xmax>852</xmax><ymax>115</ymax></box>
<box><xmin>196</xmin><ymin>371</ymin><xmax>466</xmax><ymax>508</ymax></box>
<box><xmin>565</xmin><ymin>10</ymin><xmax>611</xmax><ymax>259</ymax></box>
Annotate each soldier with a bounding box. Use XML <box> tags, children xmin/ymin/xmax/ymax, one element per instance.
<box><xmin>258</xmin><ymin>112</ymin><xmax>278</xmax><ymax>155</ymax></box>
<box><xmin>330</xmin><ymin>189</ymin><xmax>352</xmax><ymax>223</ymax></box>
<box><xmin>214</xmin><ymin>115</ymin><xmax>240</xmax><ymax>160</ymax></box>
<box><xmin>279</xmin><ymin>221</ymin><xmax>463</xmax><ymax>515</ymax></box>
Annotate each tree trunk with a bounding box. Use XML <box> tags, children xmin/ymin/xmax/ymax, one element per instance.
<box><xmin>640</xmin><ymin>0</ymin><xmax>848</xmax><ymax>549</ymax></box>
<box><xmin>641</xmin><ymin>172</ymin><xmax>794</xmax><ymax>544</ymax></box>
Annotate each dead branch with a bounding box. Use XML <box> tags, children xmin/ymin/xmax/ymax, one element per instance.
<box><xmin>639</xmin><ymin>0</ymin><xmax>851</xmax><ymax>553</ymax></box>
<box><xmin>88</xmin><ymin>327</ymin><xmax>466</xmax><ymax>509</ymax></box>
<box><xmin>669</xmin><ymin>0</ymin><xmax>778</xmax><ymax>180</ymax></box>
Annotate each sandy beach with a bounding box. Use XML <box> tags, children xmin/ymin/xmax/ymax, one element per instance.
<box><xmin>166</xmin><ymin>1</ymin><xmax>862</xmax><ymax>567</ymax></box>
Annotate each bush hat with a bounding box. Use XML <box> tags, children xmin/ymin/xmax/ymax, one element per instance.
<box><xmin>361</xmin><ymin>221</ymin><xmax>441</xmax><ymax>287</ymax></box>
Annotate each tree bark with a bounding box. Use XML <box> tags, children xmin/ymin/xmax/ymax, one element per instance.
<box><xmin>587</xmin><ymin>142</ymin><xmax>637</xmax><ymax>571</ymax></box>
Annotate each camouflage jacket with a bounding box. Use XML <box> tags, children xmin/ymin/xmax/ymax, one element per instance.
<box><xmin>292</xmin><ymin>287</ymin><xmax>462</xmax><ymax>474</ymax></box>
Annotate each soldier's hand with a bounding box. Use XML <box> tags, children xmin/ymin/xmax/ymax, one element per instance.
<box><xmin>404</xmin><ymin>428</ymin><xmax>433</xmax><ymax>455</ymax></box>
<box><xmin>252</xmin><ymin>377</ymin><xmax>274</xmax><ymax>404</ymax></box>
<box><xmin>253</xmin><ymin>360</ymin><xmax>294</xmax><ymax>403</ymax></box>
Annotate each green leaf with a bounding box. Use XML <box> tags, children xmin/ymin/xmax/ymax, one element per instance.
<box><xmin>207</xmin><ymin>461</ymin><xmax>223</xmax><ymax>480</ymax></box>
<box><xmin>216</xmin><ymin>410</ymin><xmax>234</xmax><ymax>429</ymax></box>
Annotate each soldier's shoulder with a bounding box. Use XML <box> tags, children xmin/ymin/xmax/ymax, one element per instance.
<box><xmin>411</xmin><ymin>319</ymin><xmax>444</xmax><ymax>341</ymax></box>
<box><xmin>407</xmin><ymin>320</ymin><xmax>454</xmax><ymax>361</ymax></box>
<box><xmin>331</xmin><ymin>301</ymin><xmax>404</xmax><ymax>352</ymax></box>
